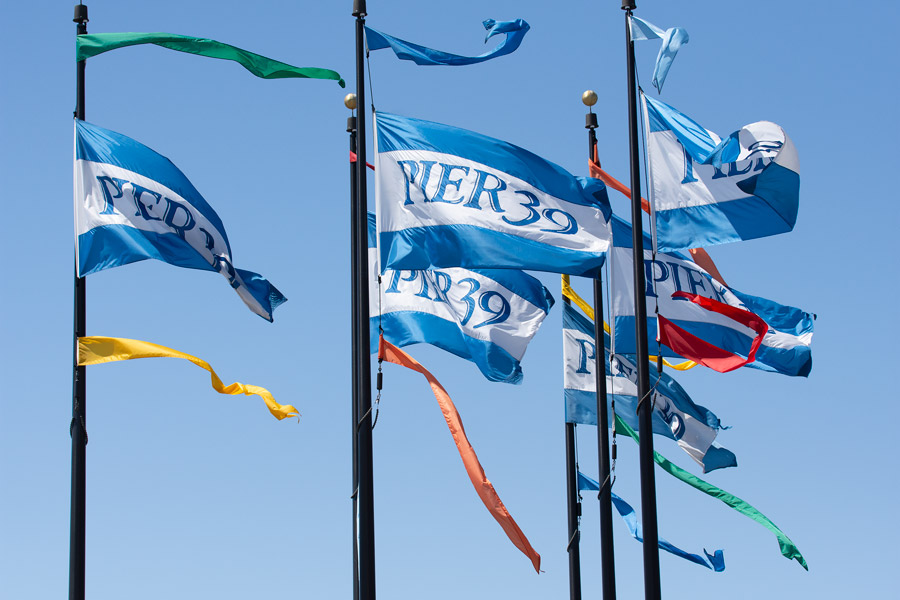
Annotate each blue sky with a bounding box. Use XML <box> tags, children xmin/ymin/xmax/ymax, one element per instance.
<box><xmin>2</xmin><ymin>1</ymin><xmax>898</xmax><ymax>598</ymax></box>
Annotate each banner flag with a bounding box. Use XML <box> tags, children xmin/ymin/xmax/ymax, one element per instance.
<box><xmin>77</xmin><ymin>336</ymin><xmax>299</xmax><ymax>421</ymax></box>
<box><xmin>76</xmin><ymin>32</ymin><xmax>344</xmax><ymax>86</ymax></box>
<box><xmin>365</xmin><ymin>19</ymin><xmax>529</xmax><ymax>66</ymax></box>
<box><xmin>74</xmin><ymin>120</ymin><xmax>286</xmax><ymax>321</ymax></box>
<box><xmin>578</xmin><ymin>472</ymin><xmax>725</xmax><ymax>571</ymax></box>
<box><xmin>378</xmin><ymin>336</ymin><xmax>541</xmax><ymax>572</ymax></box>
<box><xmin>375</xmin><ymin>111</ymin><xmax>612</xmax><ymax>276</ymax></box>
<box><xmin>587</xmin><ymin>145</ymin><xmax>729</xmax><ymax>287</ymax></box>
<box><xmin>561</xmin><ymin>274</ymin><xmax>697</xmax><ymax>372</ymax></box>
<box><xmin>615</xmin><ymin>414</ymin><xmax>808</xmax><ymax>569</ymax></box>
<box><xmin>609</xmin><ymin>215</ymin><xmax>814</xmax><ymax>376</ymax></box>
<box><xmin>563</xmin><ymin>304</ymin><xmax>736</xmax><ymax>473</ymax></box>
<box><xmin>368</xmin><ymin>213</ymin><xmax>553</xmax><ymax>383</ymax></box>
<box><xmin>629</xmin><ymin>16</ymin><xmax>689</xmax><ymax>93</ymax></box>
<box><xmin>643</xmin><ymin>93</ymin><xmax>800</xmax><ymax>252</ymax></box>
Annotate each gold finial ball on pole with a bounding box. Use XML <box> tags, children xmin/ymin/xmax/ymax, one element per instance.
<box><xmin>582</xmin><ymin>90</ymin><xmax>598</xmax><ymax>107</ymax></box>
<box><xmin>344</xmin><ymin>93</ymin><xmax>358</xmax><ymax>110</ymax></box>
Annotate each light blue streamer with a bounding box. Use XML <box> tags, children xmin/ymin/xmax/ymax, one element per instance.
<box><xmin>578</xmin><ymin>472</ymin><xmax>725</xmax><ymax>572</ymax></box>
<box><xmin>365</xmin><ymin>19</ymin><xmax>529</xmax><ymax>66</ymax></box>
<box><xmin>630</xmin><ymin>16</ymin><xmax>689</xmax><ymax>92</ymax></box>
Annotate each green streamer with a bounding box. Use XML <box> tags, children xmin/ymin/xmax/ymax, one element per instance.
<box><xmin>76</xmin><ymin>33</ymin><xmax>344</xmax><ymax>87</ymax></box>
<box><xmin>615</xmin><ymin>414</ymin><xmax>808</xmax><ymax>570</ymax></box>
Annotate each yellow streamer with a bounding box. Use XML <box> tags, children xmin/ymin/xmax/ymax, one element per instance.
<box><xmin>560</xmin><ymin>276</ymin><xmax>698</xmax><ymax>372</ymax></box>
<box><xmin>77</xmin><ymin>336</ymin><xmax>299</xmax><ymax>421</ymax></box>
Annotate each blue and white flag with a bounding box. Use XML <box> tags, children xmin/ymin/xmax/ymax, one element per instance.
<box><xmin>375</xmin><ymin>111</ymin><xmax>612</xmax><ymax>276</ymax></box>
<box><xmin>578</xmin><ymin>472</ymin><xmax>725</xmax><ymax>572</ymax></box>
<box><xmin>629</xmin><ymin>16</ymin><xmax>689</xmax><ymax>93</ymax></box>
<box><xmin>643</xmin><ymin>94</ymin><xmax>800</xmax><ymax>252</ymax></box>
<box><xmin>74</xmin><ymin>120</ymin><xmax>285</xmax><ymax>321</ymax></box>
<box><xmin>563</xmin><ymin>304</ymin><xmax>736</xmax><ymax>473</ymax></box>
<box><xmin>368</xmin><ymin>213</ymin><xmax>553</xmax><ymax>383</ymax></box>
<box><xmin>608</xmin><ymin>215</ymin><xmax>814</xmax><ymax>377</ymax></box>
<box><xmin>366</xmin><ymin>19</ymin><xmax>529</xmax><ymax>66</ymax></box>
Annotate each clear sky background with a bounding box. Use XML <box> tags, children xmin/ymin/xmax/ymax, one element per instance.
<box><xmin>2</xmin><ymin>1</ymin><xmax>898</xmax><ymax>598</ymax></box>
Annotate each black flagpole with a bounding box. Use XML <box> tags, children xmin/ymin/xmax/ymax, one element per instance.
<box><xmin>352</xmin><ymin>2</ymin><xmax>376</xmax><ymax>599</ymax></box>
<box><xmin>564</xmin><ymin>417</ymin><xmax>582</xmax><ymax>600</ymax></box>
<box><xmin>621</xmin><ymin>2</ymin><xmax>662</xmax><ymax>599</ymax></box>
<box><xmin>583</xmin><ymin>90</ymin><xmax>618</xmax><ymax>600</ymax></box>
<box><xmin>346</xmin><ymin>93</ymin><xmax>361</xmax><ymax>600</ymax></box>
<box><xmin>564</xmin><ymin>269</ymin><xmax>582</xmax><ymax>600</ymax></box>
<box><xmin>70</xmin><ymin>5</ymin><xmax>88</xmax><ymax>600</ymax></box>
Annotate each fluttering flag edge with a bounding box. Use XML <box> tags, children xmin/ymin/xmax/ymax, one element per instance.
<box><xmin>378</xmin><ymin>335</ymin><xmax>541</xmax><ymax>573</ymax></box>
<box><xmin>76</xmin><ymin>32</ymin><xmax>345</xmax><ymax>87</ymax></box>
<box><xmin>615</xmin><ymin>413</ymin><xmax>808</xmax><ymax>570</ymax></box>
<box><xmin>77</xmin><ymin>336</ymin><xmax>299</xmax><ymax>421</ymax></box>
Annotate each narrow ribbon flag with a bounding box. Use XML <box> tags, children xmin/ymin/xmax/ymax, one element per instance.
<box><xmin>365</xmin><ymin>19</ymin><xmax>529</xmax><ymax>66</ymax></box>
<box><xmin>376</xmin><ymin>111</ymin><xmax>612</xmax><ymax>276</ymax></box>
<box><xmin>368</xmin><ymin>213</ymin><xmax>553</xmax><ymax>383</ymax></box>
<box><xmin>78</xmin><ymin>336</ymin><xmax>298</xmax><ymax>421</ymax></box>
<box><xmin>76</xmin><ymin>32</ymin><xmax>344</xmax><ymax>86</ymax></box>
<box><xmin>629</xmin><ymin>16</ymin><xmax>689</xmax><ymax>93</ymax></box>
<box><xmin>578</xmin><ymin>472</ymin><xmax>725</xmax><ymax>571</ymax></box>
<box><xmin>378</xmin><ymin>335</ymin><xmax>541</xmax><ymax>573</ymax></box>
<box><xmin>615</xmin><ymin>414</ymin><xmax>807</xmax><ymax>569</ymax></box>
<box><xmin>74</xmin><ymin>120</ymin><xmax>286</xmax><ymax>321</ymax></box>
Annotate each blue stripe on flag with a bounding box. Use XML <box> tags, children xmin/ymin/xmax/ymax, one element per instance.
<box><xmin>76</xmin><ymin>120</ymin><xmax>227</xmax><ymax>241</ymax></box>
<box><xmin>380</xmin><ymin>225</ymin><xmax>607</xmax><ymax>277</ymax></box>
<box><xmin>77</xmin><ymin>224</ymin><xmax>214</xmax><ymax>276</ymax></box>
<box><xmin>367</xmin><ymin>212</ymin><xmax>377</xmax><ymax>248</ymax></box>
<box><xmin>702</xmin><ymin>445</ymin><xmax>740</xmax><ymax>474</ymax></box>
<box><xmin>370</xmin><ymin>311</ymin><xmax>523</xmax><ymax>383</ymax></box>
<box><xmin>732</xmin><ymin>288</ymin><xmax>813</xmax><ymax>336</ymax></box>
<box><xmin>376</xmin><ymin>111</ymin><xmax>602</xmax><ymax>208</ymax></box>
<box><xmin>614</xmin><ymin>315</ymin><xmax>758</xmax><ymax>358</ymax></box>
<box><xmin>655</xmin><ymin>188</ymin><xmax>798</xmax><ymax>252</ymax></box>
<box><xmin>736</xmin><ymin>161</ymin><xmax>801</xmax><ymax>230</ymax></box>
<box><xmin>614</xmin><ymin>314</ymin><xmax>811</xmax><ymax>377</ymax></box>
<box><xmin>644</xmin><ymin>95</ymin><xmax>717</xmax><ymax>161</ymax></box>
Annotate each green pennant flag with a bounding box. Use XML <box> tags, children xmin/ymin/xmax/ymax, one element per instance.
<box><xmin>76</xmin><ymin>32</ymin><xmax>344</xmax><ymax>87</ymax></box>
<box><xmin>615</xmin><ymin>414</ymin><xmax>808</xmax><ymax>570</ymax></box>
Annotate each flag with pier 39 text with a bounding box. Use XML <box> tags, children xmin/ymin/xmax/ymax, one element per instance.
<box><xmin>375</xmin><ymin>112</ymin><xmax>612</xmax><ymax>277</ymax></box>
<box><xmin>367</xmin><ymin>213</ymin><xmax>553</xmax><ymax>384</ymax></box>
<box><xmin>74</xmin><ymin>120</ymin><xmax>285</xmax><ymax>321</ymax></box>
<box><xmin>643</xmin><ymin>94</ymin><xmax>800</xmax><ymax>252</ymax></box>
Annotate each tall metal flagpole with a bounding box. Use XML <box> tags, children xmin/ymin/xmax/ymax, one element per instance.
<box><xmin>583</xmin><ymin>90</ymin><xmax>618</xmax><ymax>600</ymax></box>
<box><xmin>352</xmin><ymin>2</ymin><xmax>376</xmax><ymax>599</ymax></box>
<box><xmin>345</xmin><ymin>92</ymin><xmax>361</xmax><ymax>600</ymax></box>
<box><xmin>564</xmin><ymin>415</ymin><xmax>582</xmax><ymax>600</ymax></box>
<box><xmin>70</xmin><ymin>5</ymin><xmax>88</xmax><ymax>600</ymax></box>
<box><xmin>564</xmin><ymin>250</ymin><xmax>582</xmax><ymax>600</ymax></box>
<box><xmin>621</xmin><ymin>2</ymin><xmax>662</xmax><ymax>598</ymax></box>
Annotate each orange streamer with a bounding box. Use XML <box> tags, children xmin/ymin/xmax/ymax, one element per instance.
<box><xmin>378</xmin><ymin>335</ymin><xmax>541</xmax><ymax>573</ymax></box>
<box><xmin>589</xmin><ymin>146</ymin><xmax>650</xmax><ymax>213</ymax></box>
